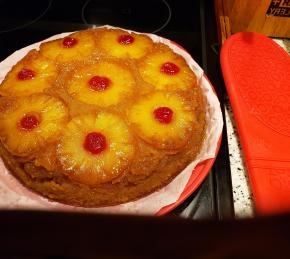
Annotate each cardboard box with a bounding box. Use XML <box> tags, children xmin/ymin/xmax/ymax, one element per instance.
<box><xmin>215</xmin><ymin>0</ymin><xmax>290</xmax><ymax>43</ymax></box>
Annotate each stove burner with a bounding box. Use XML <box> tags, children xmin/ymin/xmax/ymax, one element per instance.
<box><xmin>81</xmin><ymin>0</ymin><xmax>171</xmax><ymax>33</ymax></box>
<box><xmin>0</xmin><ymin>0</ymin><xmax>52</xmax><ymax>34</ymax></box>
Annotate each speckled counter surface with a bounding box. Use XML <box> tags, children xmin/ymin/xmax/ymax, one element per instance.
<box><xmin>224</xmin><ymin>38</ymin><xmax>290</xmax><ymax>218</ymax></box>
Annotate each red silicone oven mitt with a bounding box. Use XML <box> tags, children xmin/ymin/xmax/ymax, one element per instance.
<box><xmin>221</xmin><ymin>32</ymin><xmax>290</xmax><ymax>215</ymax></box>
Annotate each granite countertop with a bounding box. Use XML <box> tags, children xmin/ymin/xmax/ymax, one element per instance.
<box><xmin>225</xmin><ymin>38</ymin><xmax>290</xmax><ymax>218</ymax></box>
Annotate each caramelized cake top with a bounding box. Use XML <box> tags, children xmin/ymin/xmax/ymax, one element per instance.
<box><xmin>0</xmin><ymin>27</ymin><xmax>206</xmax><ymax>207</ymax></box>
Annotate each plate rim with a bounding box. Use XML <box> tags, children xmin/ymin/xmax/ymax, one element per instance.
<box><xmin>156</xmin><ymin>75</ymin><xmax>222</xmax><ymax>215</ymax></box>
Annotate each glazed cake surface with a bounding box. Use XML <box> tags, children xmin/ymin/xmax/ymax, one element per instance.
<box><xmin>0</xmin><ymin>28</ymin><xmax>206</xmax><ymax>207</ymax></box>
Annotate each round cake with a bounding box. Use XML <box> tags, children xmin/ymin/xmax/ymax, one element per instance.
<box><xmin>0</xmin><ymin>27</ymin><xmax>206</xmax><ymax>207</ymax></box>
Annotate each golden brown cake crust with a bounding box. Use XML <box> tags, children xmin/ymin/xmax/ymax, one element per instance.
<box><xmin>0</xmin><ymin>28</ymin><xmax>206</xmax><ymax>207</ymax></box>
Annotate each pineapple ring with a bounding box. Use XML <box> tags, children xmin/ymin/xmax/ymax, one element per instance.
<box><xmin>57</xmin><ymin>113</ymin><xmax>135</xmax><ymax>185</ymax></box>
<box><xmin>0</xmin><ymin>94</ymin><xmax>68</xmax><ymax>157</ymax></box>
<box><xmin>128</xmin><ymin>92</ymin><xmax>196</xmax><ymax>150</ymax></box>
<box><xmin>97</xmin><ymin>28</ymin><xmax>153</xmax><ymax>59</ymax></box>
<box><xmin>0</xmin><ymin>51</ymin><xmax>57</xmax><ymax>97</ymax></box>
<box><xmin>39</xmin><ymin>30</ymin><xmax>96</xmax><ymax>62</ymax></box>
<box><xmin>138</xmin><ymin>47</ymin><xmax>197</xmax><ymax>91</ymax></box>
<box><xmin>67</xmin><ymin>61</ymin><xmax>135</xmax><ymax>107</ymax></box>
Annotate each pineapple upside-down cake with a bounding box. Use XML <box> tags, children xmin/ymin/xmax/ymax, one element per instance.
<box><xmin>0</xmin><ymin>28</ymin><xmax>206</xmax><ymax>207</ymax></box>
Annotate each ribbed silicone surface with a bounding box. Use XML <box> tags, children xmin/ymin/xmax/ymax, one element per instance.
<box><xmin>221</xmin><ymin>32</ymin><xmax>290</xmax><ymax>215</ymax></box>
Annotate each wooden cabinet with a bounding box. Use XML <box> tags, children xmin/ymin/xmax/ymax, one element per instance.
<box><xmin>215</xmin><ymin>0</ymin><xmax>290</xmax><ymax>43</ymax></box>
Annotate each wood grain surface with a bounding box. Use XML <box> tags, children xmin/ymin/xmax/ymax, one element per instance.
<box><xmin>215</xmin><ymin>0</ymin><xmax>290</xmax><ymax>41</ymax></box>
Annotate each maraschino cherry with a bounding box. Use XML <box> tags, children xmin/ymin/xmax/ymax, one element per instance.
<box><xmin>84</xmin><ymin>132</ymin><xmax>107</xmax><ymax>155</ymax></box>
<box><xmin>88</xmin><ymin>76</ymin><xmax>111</xmax><ymax>91</ymax></box>
<box><xmin>160</xmin><ymin>62</ymin><xmax>180</xmax><ymax>75</ymax></box>
<box><xmin>20</xmin><ymin>115</ymin><xmax>39</xmax><ymax>130</ymax></box>
<box><xmin>153</xmin><ymin>107</ymin><xmax>173</xmax><ymax>124</ymax></box>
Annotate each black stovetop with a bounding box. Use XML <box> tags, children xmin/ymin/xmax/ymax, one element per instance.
<box><xmin>0</xmin><ymin>0</ymin><xmax>234</xmax><ymax>219</ymax></box>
